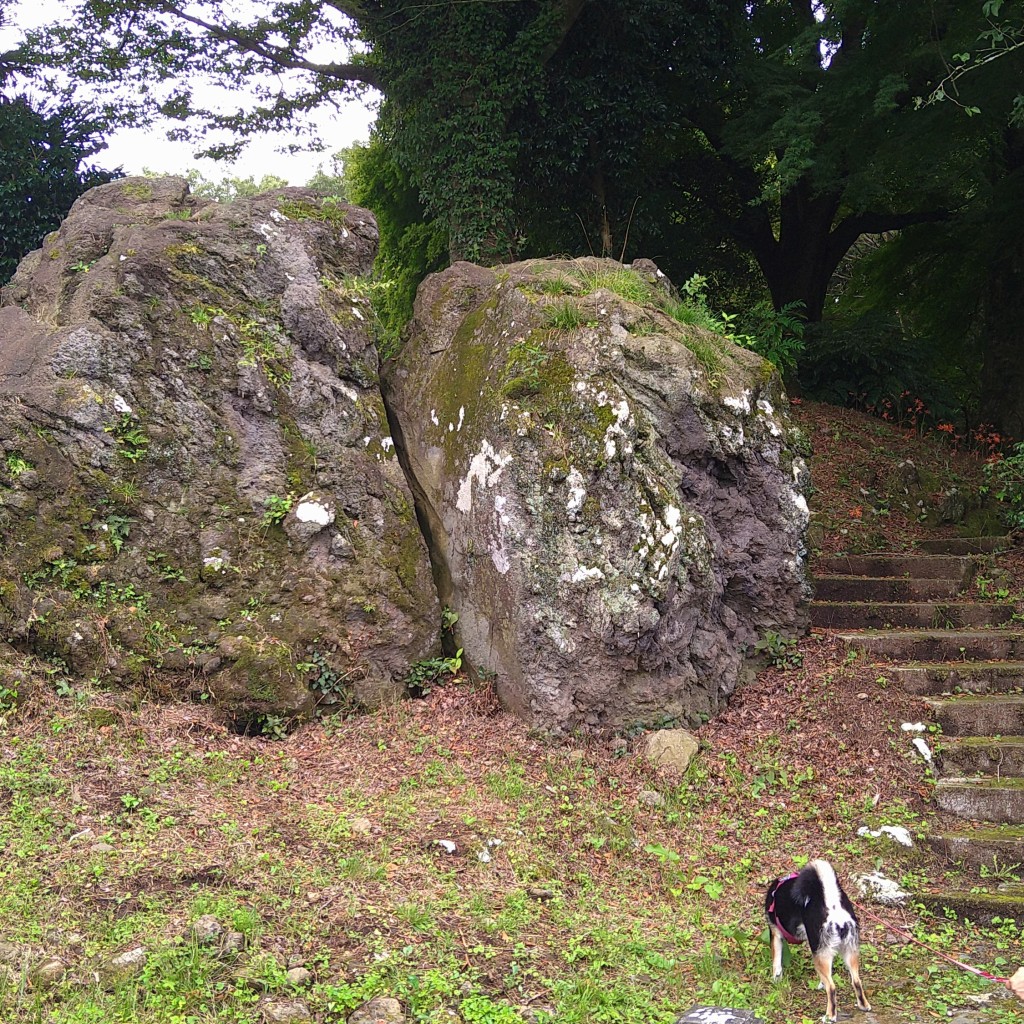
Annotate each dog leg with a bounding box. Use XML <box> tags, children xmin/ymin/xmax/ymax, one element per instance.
<box><xmin>813</xmin><ymin>952</ymin><xmax>837</xmax><ymax>1022</ymax></box>
<box><xmin>843</xmin><ymin>948</ymin><xmax>871</xmax><ymax>1011</ymax></box>
<box><xmin>769</xmin><ymin>925</ymin><xmax>784</xmax><ymax>979</ymax></box>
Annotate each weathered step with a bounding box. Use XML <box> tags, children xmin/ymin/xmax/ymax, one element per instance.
<box><xmin>934</xmin><ymin>777</ymin><xmax>1024</xmax><ymax>823</ymax></box>
<box><xmin>916</xmin><ymin>536</ymin><xmax>1011</xmax><ymax>556</ymax></box>
<box><xmin>813</xmin><ymin>576</ymin><xmax>965</xmax><ymax>601</ymax></box>
<box><xmin>926</xmin><ymin>693</ymin><xmax>1024</xmax><ymax>737</ymax></box>
<box><xmin>928</xmin><ymin>824</ymin><xmax>1024</xmax><ymax>873</ymax></box>
<box><xmin>939</xmin><ymin>736</ymin><xmax>1024</xmax><ymax>776</ymax></box>
<box><xmin>812</xmin><ymin>602</ymin><xmax>1012</xmax><ymax>630</ymax></box>
<box><xmin>917</xmin><ymin>885</ymin><xmax>1024</xmax><ymax>924</ymax></box>
<box><xmin>837</xmin><ymin>630</ymin><xmax>1024</xmax><ymax>663</ymax></box>
<box><xmin>815</xmin><ymin>553</ymin><xmax>973</xmax><ymax>580</ymax></box>
<box><xmin>888</xmin><ymin>661</ymin><xmax>1024</xmax><ymax>696</ymax></box>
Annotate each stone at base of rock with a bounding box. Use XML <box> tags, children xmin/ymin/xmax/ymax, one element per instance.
<box><xmin>643</xmin><ymin>728</ymin><xmax>699</xmax><ymax>774</ymax></box>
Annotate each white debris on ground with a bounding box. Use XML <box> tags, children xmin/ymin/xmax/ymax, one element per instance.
<box><xmin>853</xmin><ymin>871</ymin><xmax>910</xmax><ymax>906</ymax></box>
<box><xmin>857</xmin><ymin>825</ymin><xmax>914</xmax><ymax>847</ymax></box>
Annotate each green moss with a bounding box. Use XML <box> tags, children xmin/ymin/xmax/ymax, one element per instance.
<box><xmin>233</xmin><ymin>637</ymin><xmax>299</xmax><ymax>703</ymax></box>
<box><xmin>165</xmin><ymin>241</ymin><xmax>204</xmax><ymax>261</ymax></box>
<box><xmin>277</xmin><ymin>198</ymin><xmax>348</xmax><ymax>225</ymax></box>
<box><xmin>120</xmin><ymin>182</ymin><xmax>153</xmax><ymax>200</ymax></box>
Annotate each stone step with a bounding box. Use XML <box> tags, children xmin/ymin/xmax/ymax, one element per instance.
<box><xmin>811</xmin><ymin>602</ymin><xmax>1013</xmax><ymax>630</ymax></box>
<box><xmin>888</xmin><ymin>661</ymin><xmax>1024</xmax><ymax>696</ymax></box>
<box><xmin>916</xmin><ymin>536</ymin><xmax>1011</xmax><ymax>556</ymax></box>
<box><xmin>916</xmin><ymin>885</ymin><xmax>1024</xmax><ymax>924</ymax></box>
<box><xmin>813</xmin><ymin>576</ymin><xmax>965</xmax><ymax>602</ymax></box>
<box><xmin>927</xmin><ymin>825</ymin><xmax>1024</xmax><ymax>873</ymax></box>
<box><xmin>934</xmin><ymin>777</ymin><xmax>1024</xmax><ymax>823</ymax></box>
<box><xmin>927</xmin><ymin>693</ymin><xmax>1024</xmax><ymax>737</ymax></box>
<box><xmin>815</xmin><ymin>553</ymin><xmax>973</xmax><ymax>580</ymax></box>
<box><xmin>838</xmin><ymin>630</ymin><xmax>1024</xmax><ymax>663</ymax></box>
<box><xmin>939</xmin><ymin>736</ymin><xmax>1024</xmax><ymax>776</ymax></box>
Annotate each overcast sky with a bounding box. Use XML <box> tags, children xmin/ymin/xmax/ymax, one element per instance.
<box><xmin>1</xmin><ymin>0</ymin><xmax>377</xmax><ymax>184</ymax></box>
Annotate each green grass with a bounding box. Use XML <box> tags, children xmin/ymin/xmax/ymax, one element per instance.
<box><xmin>542</xmin><ymin>300</ymin><xmax>588</xmax><ymax>331</ymax></box>
<box><xmin>1</xmin><ymin>648</ymin><xmax>1023</xmax><ymax>1023</ymax></box>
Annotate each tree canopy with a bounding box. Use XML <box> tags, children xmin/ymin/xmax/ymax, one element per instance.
<box><xmin>10</xmin><ymin>0</ymin><xmax>1024</xmax><ymax>430</ymax></box>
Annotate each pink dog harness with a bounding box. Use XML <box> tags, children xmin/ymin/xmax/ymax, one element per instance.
<box><xmin>766</xmin><ymin>871</ymin><xmax>802</xmax><ymax>944</ymax></box>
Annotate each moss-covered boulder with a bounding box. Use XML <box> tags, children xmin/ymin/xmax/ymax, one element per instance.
<box><xmin>383</xmin><ymin>257</ymin><xmax>810</xmax><ymax>730</ymax></box>
<box><xmin>0</xmin><ymin>176</ymin><xmax>438</xmax><ymax>725</ymax></box>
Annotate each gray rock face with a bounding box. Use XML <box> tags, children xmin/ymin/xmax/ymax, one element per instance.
<box><xmin>0</xmin><ymin>177</ymin><xmax>438</xmax><ymax>722</ymax></box>
<box><xmin>383</xmin><ymin>257</ymin><xmax>810</xmax><ymax>730</ymax></box>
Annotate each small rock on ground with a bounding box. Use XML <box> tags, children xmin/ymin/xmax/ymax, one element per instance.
<box><xmin>190</xmin><ymin>915</ymin><xmax>224</xmax><ymax>944</ymax></box>
<box><xmin>348</xmin><ymin>995</ymin><xmax>406</xmax><ymax>1023</ymax></box>
<box><xmin>261</xmin><ymin>998</ymin><xmax>313</xmax><ymax>1023</ymax></box>
<box><xmin>643</xmin><ymin>729</ymin><xmax>699</xmax><ymax>774</ymax></box>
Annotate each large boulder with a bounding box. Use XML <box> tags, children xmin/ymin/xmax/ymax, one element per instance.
<box><xmin>0</xmin><ymin>176</ymin><xmax>438</xmax><ymax>723</ymax></box>
<box><xmin>383</xmin><ymin>257</ymin><xmax>810</xmax><ymax>730</ymax></box>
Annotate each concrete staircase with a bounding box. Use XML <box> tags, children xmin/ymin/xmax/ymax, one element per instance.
<box><xmin>813</xmin><ymin>536</ymin><xmax>1024</xmax><ymax>923</ymax></box>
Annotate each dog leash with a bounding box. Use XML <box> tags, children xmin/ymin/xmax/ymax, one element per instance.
<box><xmin>858</xmin><ymin>905</ymin><xmax>1011</xmax><ymax>984</ymax></box>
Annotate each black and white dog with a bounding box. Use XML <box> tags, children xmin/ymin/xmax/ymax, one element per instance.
<box><xmin>764</xmin><ymin>859</ymin><xmax>871</xmax><ymax>1021</ymax></box>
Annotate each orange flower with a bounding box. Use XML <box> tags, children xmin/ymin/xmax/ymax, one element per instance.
<box><xmin>849</xmin><ymin>506</ymin><xmax>863</xmax><ymax>519</ymax></box>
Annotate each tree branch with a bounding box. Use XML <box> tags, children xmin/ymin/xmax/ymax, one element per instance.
<box><xmin>156</xmin><ymin>3</ymin><xmax>381</xmax><ymax>89</ymax></box>
<box><xmin>827</xmin><ymin>208</ymin><xmax>950</xmax><ymax>269</ymax></box>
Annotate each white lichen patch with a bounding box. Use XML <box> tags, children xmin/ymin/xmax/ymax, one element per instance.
<box><xmin>565</xmin><ymin>468</ymin><xmax>587</xmax><ymax>520</ymax></box>
<box><xmin>269</xmin><ymin>209</ymin><xmax>289</xmax><ymax>223</ymax></box>
<box><xmin>598</xmin><ymin>394</ymin><xmax>633</xmax><ymax>461</ymax></box>
<box><xmin>756</xmin><ymin>397</ymin><xmax>782</xmax><ymax>437</ymax></box>
<box><xmin>338</xmin><ymin>383</ymin><xmax>358</xmax><ymax>402</ymax></box>
<box><xmin>350</xmin><ymin>306</ymin><xmax>364</xmax><ymax>320</ymax></box>
<box><xmin>112</xmin><ymin>393</ymin><xmax>133</xmax><ymax>415</ymax></box>
<box><xmin>457</xmin><ymin>406</ymin><xmax>465</xmax><ymax>432</ymax></box>
<box><xmin>295</xmin><ymin>500</ymin><xmax>335</xmax><ymax>527</ymax></box>
<box><xmin>431</xmin><ymin>409</ymin><xmax>440</xmax><ymax>426</ymax></box>
<box><xmin>569</xmin><ymin>565</ymin><xmax>605</xmax><ymax>583</ymax></box>
<box><xmin>456</xmin><ymin>440</ymin><xmax>513</xmax><ymax>514</ymax></box>
<box><xmin>381</xmin><ymin>437</ymin><xmax>394</xmax><ymax>452</ymax></box>
<box><xmin>723</xmin><ymin>390</ymin><xmax>752</xmax><ymax>415</ymax></box>
<box><xmin>787</xmin><ymin>487</ymin><xmax>810</xmax><ymax>523</ymax></box>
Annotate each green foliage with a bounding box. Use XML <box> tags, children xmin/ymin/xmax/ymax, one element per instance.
<box><xmin>665</xmin><ymin>274</ymin><xmax>726</xmax><ymax>334</ymax></box>
<box><xmin>172</xmin><ymin>167</ymin><xmax>289</xmax><ymax>202</ymax></box>
<box><xmin>569</xmin><ymin>266</ymin><xmax>651</xmax><ymax>304</ymax></box>
<box><xmin>104</xmin><ymin>413</ymin><xmax>150</xmax><ymax>463</ymax></box>
<box><xmin>344</xmin><ymin>138</ymin><xmax>448</xmax><ymax>356</ymax></box>
<box><xmin>752</xmin><ymin>631</ymin><xmax>803</xmax><ymax>670</ymax></box>
<box><xmin>798</xmin><ymin>314</ymin><xmax>970</xmax><ymax>429</ymax></box>
<box><xmin>982</xmin><ymin>442</ymin><xmax>1024</xmax><ymax>530</ymax></box>
<box><xmin>460</xmin><ymin>994</ymin><xmax>522</xmax><ymax>1024</ymax></box>
<box><xmin>5</xmin><ymin>453</ymin><xmax>32</xmax><ymax>477</ymax></box>
<box><xmin>406</xmin><ymin>649</ymin><xmax>463</xmax><ymax>696</ymax></box>
<box><xmin>261</xmin><ymin>491</ymin><xmax>295</xmax><ymax>527</ymax></box>
<box><xmin>543</xmin><ymin>301</ymin><xmax>588</xmax><ymax>331</ymax></box>
<box><xmin>734</xmin><ymin>300</ymin><xmax>806</xmax><ymax>378</ymax></box>
<box><xmin>0</xmin><ymin>93</ymin><xmax>118</xmax><ymax>284</ymax></box>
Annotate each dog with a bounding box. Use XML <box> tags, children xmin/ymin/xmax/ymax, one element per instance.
<box><xmin>764</xmin><ymin>859</ymin><xmax>870</xmax><ymax>1021</ymax></box>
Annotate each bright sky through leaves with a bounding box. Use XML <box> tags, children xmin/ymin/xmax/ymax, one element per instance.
<box><xmin>0</xmin><ymin>0</ymin><xmax>376</xmax><ymax>183</ymax></box>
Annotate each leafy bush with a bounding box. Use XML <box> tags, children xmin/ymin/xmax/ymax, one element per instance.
<box><xmin>735</xmin><ymin>299</ymin><xmax>806</xmax><ymax>378</ymax></box>
<box><xmin>798</xmin><ymin>313</ymin><xmax>970</xmax><ymax>429</ymax></box>
<box><xmin>0</xmin><ymin>94</ymin><xmax>119</xmax><ymax>285</ymax></box>
<box><xmin>983</xmin><ymin>442</ymin><xmax>1024</xmax><ymax>530</ymax></box>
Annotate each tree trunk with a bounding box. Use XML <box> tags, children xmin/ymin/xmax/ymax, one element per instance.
<box><xmin>742</xmin><ymin>182</ymin><xmax>842</xmax><ymax>322</ymax></box>
<box><xmin>979</xmin><ymin>216</ymin><xmax>1024</xmax><ymax>439</ymax></box>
